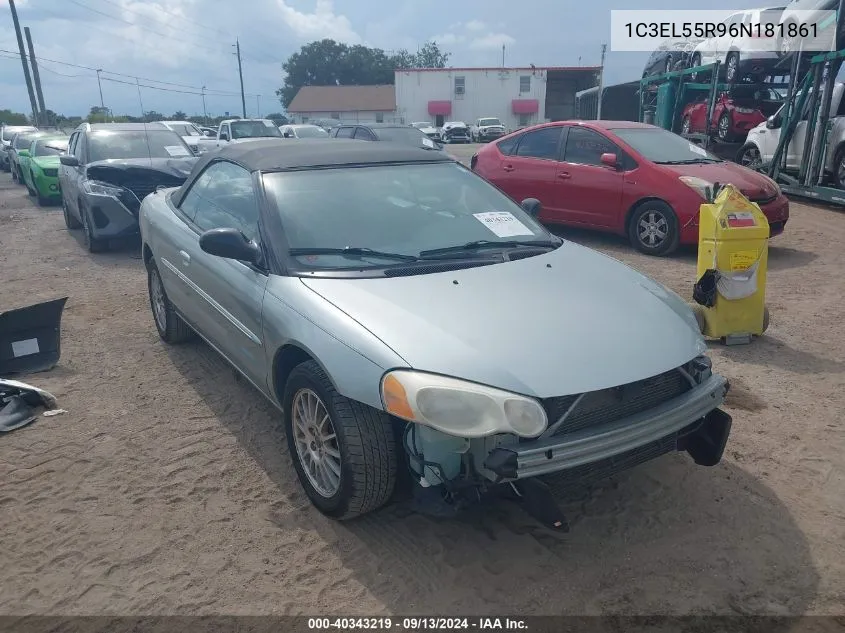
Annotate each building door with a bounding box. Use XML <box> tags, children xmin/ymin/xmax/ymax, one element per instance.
<box><xmin>435</xmin><ymin>114</ymin><xmax>445</xmax><ymax>127</ymax></box>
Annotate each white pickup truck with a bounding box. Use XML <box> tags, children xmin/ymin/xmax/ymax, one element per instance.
<box><xmin>738</xmin><ymin>82</ymin><xmax>845</xmax><ymax>188</ymax></box>
<box><xmin>470</xmin><ymin>117</ymin><xmax>507</xmax><ymax>142</ymax></box>
<box><xmin>195</xmin><ymin>118</ymin><xmax>284</xmax><ymax>154</ymax></box>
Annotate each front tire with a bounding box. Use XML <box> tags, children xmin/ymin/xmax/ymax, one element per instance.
<box><xmin>737</xmin><ymin>143</ymin><xmax>762</xmax><ymax>169</ymax></box>
<box><xmin>284</xmin><ymin>360</ymin><xmax>398</xmax><ymax>520</ymax></box>
<box><xmin>717</xmin><ymin>112</ymin><xmax>733</xmax><ymax>141</ymax></box>
<box><xmin>62</xmin><ymin>195</ymin><xmax>82</xmax><ymax>229</ymax></box>
<box><xmin>724</xmin><ymin>52</ymin><xmax>740</xmax><ymax>84</ymax></box>
<box><xmin>628</xmin><ymin>201</ymin><xmax>680</xmax><ymax>256</ymax></box>
<box><xmin>833</xmin><ymin>145</ymin><xmax>845</xmax><ymax>189</ymax></box>
<box><xmin>80</xmin><ymin>200</ymin><xmax>108</xmax><ymax>253</ymax></box>
<box><xmin>147</xmin><ymin>261</ymin><xmax>193</xmax><ymax>343</ymax></box>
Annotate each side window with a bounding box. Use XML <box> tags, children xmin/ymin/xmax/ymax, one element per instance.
<box><xmin>67</xmin><ymin>133</ymin><xmax>79</xmax><ymax>157</ymax></box>
<box><xmin>335</xmin><ymin>127</ymin><xmax>354</xmax><ymax>138</ymax></box>
<box><xmin>182</xmin><ymin>162</ymin><xmax>260</xmax><ymax>243</ymax></box>
<box><xmin>563</xmin><ymin>127</ymin><xmax>618</xmax><ymax>166</ymax></box>
<box><xmin>353</xmin><ymin>127</ymin><xmax>376</xmax><ymax>141</ymax></box>
<box><xmin>519</xmin><ymin>75</ymin><xmax>531</xmax><ymax>93</ymax></box>
<box><xmin>375</xmin><ymin>112</ymin><xmax>384</xmax><ymax>123</ymax></box>
<box><xmin>496</xmin><ymin>134</ymin><xmax>520</xmax><ymax>156</ymax></box>
<box><xmin>515</xmin><ymin>127</ymin><xmax>562</xmax><ymax>160</ymax></box>
<box><xmin>73</xmin><ymin>133</ymin><xmax>85</xmax><ymax>160</ymax></box>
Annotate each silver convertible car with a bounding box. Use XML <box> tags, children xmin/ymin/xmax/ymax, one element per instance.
<box><xmin>140</xmin><ymin>139</ymin><xmax>731</xmax><ymax>524</ymax></box>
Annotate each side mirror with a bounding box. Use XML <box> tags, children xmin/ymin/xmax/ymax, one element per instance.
<box><xmin>766</xmin><ymin>115</ymin><xmax>780</xmax><ymax>129</ymax></box>
<box><xmin>600</xmin><ymin>152</ymin><xmax>619</xmax><ymax>168</ymax></box>
<box><xmin>18</xmin><ymin>149</ymin><xmax>29</xmax><ymax>157</ymax></box>
<box><xmin>521</xmin><ymin>198</ymin><xmax>542</xmax><ymax>218</ymax></box>
<box><xmin>59</xmin><ymin>155</ymin><xmax>79</xmax><ymax>167</ymax></box>
<box><xmin>219</xmin><ymin>133</ymin><xmax>229</xmax><ymax>141</ymax></box>
<box><xmin>283</xmin><ymin>131</ymin><xmax>293</xmax><ymax>138</ymax></box>
<box><xmin>199</xmin><ymin>228</ymin><xmax>261</xmax><ymax>264</ymax></box>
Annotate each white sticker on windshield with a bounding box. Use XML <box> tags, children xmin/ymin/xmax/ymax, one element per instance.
<box><xmin>164</xmin><ymin>145</ymin><xmax>190</xmax><ymax>157</ymax></box>
<box><xmin>422</xmin><ymin>137</ymin><xmax>436</xmax><ymax>149</ymax></box>
<box><xmin>689</xmin><ymin>142</ymin><xmax>707</xmax><ymax>156</ymax></box>
<box><xmin>473</xmin><ymin>211</ymin><xmax>534</xmax><ymax>238</ymax></box>
<box><xmin>263</xmin><ymin>120</ymin><xmax>275</xmax><ymax>128</ymax></box>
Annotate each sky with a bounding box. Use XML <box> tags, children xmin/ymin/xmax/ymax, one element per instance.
<box><xmin>0</xmin><ymin>0</ymin><xmax>773</xmax><ymax>119</ymax></box>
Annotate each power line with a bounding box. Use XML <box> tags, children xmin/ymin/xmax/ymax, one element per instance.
<box><xmin>64</xmin><ymin>0</ymin><xmax>225</xmax><ymax>56</ymax></box>
<box><xmin>0</xmin><ymin>47</ymin><xmax>261</xmax><ymax>97</ymax></box>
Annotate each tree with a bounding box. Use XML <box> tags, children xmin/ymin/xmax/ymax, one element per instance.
<box><xmin>172</xmin><ymin>111</ymin><xmax>187</xmax><ymax>120</ymax></box>
<box><xmin>265</xmin><ymin>112</ymin><xmax>288</xmax><ymax>125</ymax></box>
<box><xmin>0</xmin><ymin>109</ymin><xmax>29</xmax><ymax>125</ymax></box>
<box><xmin>276</xmin><ymin>39</ymin><xmax>451</xmax><ymax>108</ymax></box>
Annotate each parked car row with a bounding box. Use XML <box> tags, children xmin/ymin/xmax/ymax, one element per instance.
<box><xmin>1</xmin><ymin>126</ymin><xmax>69</xmax><ymax>206</ymax></box>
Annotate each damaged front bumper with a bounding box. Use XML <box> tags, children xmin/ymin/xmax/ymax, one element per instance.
<box><xmin>484</xmin><ymin>373</ymin><xmax>730</xmax><ymax>480</ymax></box>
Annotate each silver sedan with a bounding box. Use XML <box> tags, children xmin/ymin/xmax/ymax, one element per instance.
<box><xmin>139</xmin><ymin>138</ymin><xmax>731</xmax><ymax>524</ymax></box>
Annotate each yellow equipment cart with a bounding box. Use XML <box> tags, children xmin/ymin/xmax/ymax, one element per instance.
<box><xmin>693</xmin><ymin>184</ymin><xmax>770</xmax><ymax>345</ymax></box>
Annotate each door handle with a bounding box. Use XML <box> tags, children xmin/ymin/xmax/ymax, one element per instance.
<box><xmin>557</xmin><ymin>172</ymin><xmax>571</xmax><ymax>179</ymax></box>
<box><xmin>179</xmin><ymin>250</ymin><xmax>190</xmax><ymax>266</ymax></box>
<box><xmin>502</xmin><ymin>164</ymin><xmax>515</xmax><ymax>172</ymax></box>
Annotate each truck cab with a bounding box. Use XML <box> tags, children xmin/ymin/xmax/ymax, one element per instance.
<box><xmin>195</xmin><ymin>118</ymin><xmax>283</xmax><ymax>154</ymax></box>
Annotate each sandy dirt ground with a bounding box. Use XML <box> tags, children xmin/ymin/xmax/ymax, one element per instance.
<box><xmin>0</xmin><ymin>150</ymin><xmax>843</xmax><ymax>617</ymax></box>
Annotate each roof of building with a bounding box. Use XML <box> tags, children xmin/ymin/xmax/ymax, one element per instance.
<box><xmin>183</xmin><ymin>138</ymin><xmax>451</xmax><ymax>177</ymax></box>
<box><xmin>287</xmin><ymin>85</ymin><xmax>396</xmax><ymax>113</ymax></box>
<box><xmin>395</xmin><ymin>66</ymin><xmax>602</xmax><ymax>73</ymax></box>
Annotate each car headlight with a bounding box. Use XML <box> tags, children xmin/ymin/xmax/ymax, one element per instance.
<box><xmin>83</xmin><ymin>179</ymin><xmax>124</xmax><ymax>197</ymax></box>
<box><xmin>679</xmin><ymin>176</ymin><xmax>714</xmax><ymax>200</ymax></box>
<box><xmin>381</xmin><ymin>370</ymin><xmax>547</xmax><ymax>438</ymax></box>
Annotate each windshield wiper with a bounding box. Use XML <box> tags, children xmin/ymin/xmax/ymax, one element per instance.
<box><xmin>288</xmin><ymin>247</ymin><xmax>420</xmax><ymax>262</ymax></box>
<box><xmin>419</xmin><ymin>239</ymin><xmax>561</xmax><ymax>258</ymax></box>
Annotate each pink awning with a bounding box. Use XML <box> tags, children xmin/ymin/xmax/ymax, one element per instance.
<box><xmin>428</xmin><ymin>100</ymin><xmax>452</xmax><ymax>115</ymax></box>
<box><xmin>512</xmin><ymin>99</ymin><xmax>539</xmax><ymax>114</ymax></box>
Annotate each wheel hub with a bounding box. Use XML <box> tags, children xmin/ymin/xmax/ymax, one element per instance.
<box><xmin>292</xmin><ymin>388</ymin><xmax>341</xmax><ymax>498</ymax></box>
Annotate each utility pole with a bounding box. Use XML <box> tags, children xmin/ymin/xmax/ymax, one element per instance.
<box><xmin>596</xmin><ymin>43</ymin><xmax>608</xmax><ymax>121</ymax></box>
<box><xmin>96</xmin><ymin>69</ymin><xmax>105</xmax><ymax>109</ymax></box>
<box><xmin>233</xmin><ymin>39</ymin><xmax>246</xmax><ymax>118</ymax></box>
<box><xmin>8</xmin><ymin>0</ymin><xmax>39</xmax><ymax>125</ymax></box>
<box><xmin>256</xmin><ymin>94</ymin><xmax>261</xmax><ymax>118</ymax></box>
<box><xmin>201</xmin><ymin>86</ymin><xmax>208</xmax><ymax>124</ymax></box>
<box><xmin>502</xmin><ymin>44</ymin><xmax>505</xmax><ymax>67</ymax></box>
<box><xmin>24</xmin><ymin>28</ymin><xmax>47</xmax><ymax>123</ymax></box>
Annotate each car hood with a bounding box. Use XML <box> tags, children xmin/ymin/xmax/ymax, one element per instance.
<box><xmin>181</xmin><ymin>135</ymin><xmax>200</xmax><ymax>146</ymax></box>
<box><xmin>31</xmin><ymin>155</ymin><xmax>59</xmax><ymax>169</ymax></box>
<box><xmin>85</xmin><ymin>157</ymin><xmax>196</xmax><ymax>184</ymax></box>
<box><xmin>661</xmin><ymin>161</ymin><xmax>779</xmax><ymax>200</ymax></box>
<box><xmin>300</xmin><ymin>243</ymin><xmax>706</xmax><ymax>398</ymax></box>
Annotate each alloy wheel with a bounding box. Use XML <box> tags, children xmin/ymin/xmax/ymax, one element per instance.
<box><xmin>637</xmin><ymin>210</ymin><xmax>668</xmax><ymax>248</ymax></box>
<box><xmin>682</xmin><ymin>116</ymin><xmax>691</xmax><ymax>134</ymax></box>
<box><xmin>291</xmin><ymin>388</ymin><xmax>341</xmax><ymax>498</ymax></box>
<box><xmin>718</xmin><ymin>115</ymin><xmax>730</xmax><ymax>140</ymax></box>
<box><xmin>150</xmin><ymin>269</ymin><xmax>168</xmax><ymax>333</ymax></box>
<box><xmin>726</xmin><ymin>54</ymin><xmax>738</xmax><ymax>83</ymax></box>
<box><xmin>740</xmin><ymin>146</ymin><xmax>761</xmax><ymax>168</ymax></box>
<box><xmin>837</xmin><ymin>156</ymin><xmax>845</xmax><ymax>189</ymax></box>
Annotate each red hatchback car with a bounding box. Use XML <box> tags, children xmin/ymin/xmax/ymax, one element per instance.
<box><xmin>471</xmin><ymin>121</ymin><xmax>788</xmax><ymax>255</ymax></box>
<box><xmin>681</xmin><ymin>88</ymin><xmax>783</xmax><ymax>142</ymax></box>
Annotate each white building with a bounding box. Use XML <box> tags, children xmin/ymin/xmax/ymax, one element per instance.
<box><xmin>394</xmin><ymin>66</ymin><xmax>601</xmax><ymax>131</ymax></box>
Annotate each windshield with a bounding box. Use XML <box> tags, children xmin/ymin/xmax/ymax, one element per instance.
<box><xmin>87</xmin><ymin>130</ymin><xmax>192</xmax><ymax>162</ymax></box>
<box><xmin>33</xmin><ymin>138</ymin><xmax>69</xmax><ymax>156</ymax></box>
<box><xmin>262</xmin><ymin>162</ymin><xmax>552</xmax><ymax>270</ymax></box>
<box><xmin>612</xmin><ymin>127</ymin><xmax>721</xmax><ymax>163</ymax></box>
<box><xmin>478</xmin><ymin>118</ymin><xmax>502</xmax><ymax>126</ymax></box>
<box><xmin>230</xmin><ymin>121</ymin><xmax>283</xmax><ymax>139</ymax></box>
<box><xmin>14</xmin><ymin>133</ymin><xmax>45</xmax><ymax>149</ymax></box>
<box><xmin>2</xmin><ymin>126</ymin><xmax>36</xmax><ymax>142</ymax></box>
<box><xmin>376</xmin><ymin>127</ymin><xmax>434</xmax><ymax>147</ymax></box>
<box><xmin>295</xmin><ymin>126</ymin><xmax>329</xmax><ymax>138</ymax></box>
<box><xmin>167</xmin><ymin>123</ymin><xmax>202</xmax><ymax>137</ymax></box>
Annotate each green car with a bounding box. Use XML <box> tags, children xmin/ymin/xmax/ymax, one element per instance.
<box><xmin>22</xmin><ymin>135</ymin><xmax>69</xmax><ymax>206</ymax></box>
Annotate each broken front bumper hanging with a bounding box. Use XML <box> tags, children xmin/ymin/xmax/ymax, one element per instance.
<box><xmin>484</xmin><ymin>373</ymin><xmax>731</xmax><ymax>480</ymax></box>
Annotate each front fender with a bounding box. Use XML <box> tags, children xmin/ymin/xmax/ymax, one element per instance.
<box><xmin>262</xmin><ymin>277</ymin><xmax>407</xmax><ymax>410</ymax></box>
